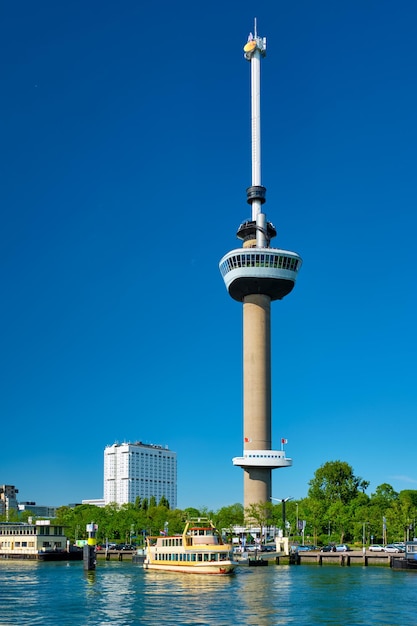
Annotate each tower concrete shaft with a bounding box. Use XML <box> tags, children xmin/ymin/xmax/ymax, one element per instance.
<box><xmin>243</xmin><ymin>294</ymin><xmax>272</xmax><ymax>507</ymax></box>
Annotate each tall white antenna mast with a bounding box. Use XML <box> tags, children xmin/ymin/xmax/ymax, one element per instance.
<box><xmin>244</xmin><ymin>19</ymin><xmax>267</xmax><ymax>246</ymax></box>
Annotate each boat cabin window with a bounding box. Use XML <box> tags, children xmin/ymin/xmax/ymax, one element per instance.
<box><xmin>155</xmin><ymin>551</ymin><xmax>227</xmax><ymax>563</ymax></box>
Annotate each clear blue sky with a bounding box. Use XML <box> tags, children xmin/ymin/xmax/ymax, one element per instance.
<box><xmin>1</xmin><ymin>1</ymin><xmax>416</xmax><ymax>511</ymax></box>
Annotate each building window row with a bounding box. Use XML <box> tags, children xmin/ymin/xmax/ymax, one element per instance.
<box><xmin>156</xmin><ymin>552</ymin><xmax>227</xmax><ymax>562</ymax></box>
<box><xmin>0</xmin><ymin>528</ymin><xmax>35</xmax><ymax>535</ymax></box>
<box><xmin>244</xmin><ymin>454</ymin><xmax>283</xmax><ymax>459</ymax></box>
<box><xmin>220</xmin><ymin>252</ymin><xmax>300</xmax><ymax>277</ymax></box>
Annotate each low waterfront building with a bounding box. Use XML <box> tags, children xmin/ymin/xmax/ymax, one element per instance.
<box><xmin>0</xmin><ymin>520</ymin><xmax>67</xmax><ymax>558</ymax></box>
<box><xmin>81</xmin><ymin>498</ymin><xmax>106</xmax><ymax>507</ymax></box>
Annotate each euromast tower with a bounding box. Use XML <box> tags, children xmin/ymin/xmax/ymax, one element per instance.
<box><xmin>219</xmin><ymin>24</ymin><xmax>302</xmax><ymax>510</ymax></box>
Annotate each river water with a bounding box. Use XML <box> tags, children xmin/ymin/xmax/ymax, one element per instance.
<box><xmin>1</xmin><ymin>559</ymin><xmax>416</xmax><ymax>625</ymax></box>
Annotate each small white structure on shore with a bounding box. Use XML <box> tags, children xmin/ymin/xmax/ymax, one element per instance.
<box><xmin>275</xmin><ymin>536</ymin><xmax>290</xmax><ymax>556</ymax></box>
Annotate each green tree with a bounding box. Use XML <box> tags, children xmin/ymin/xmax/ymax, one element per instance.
<box><xmin>399</xmin><ymin>490</ymin><xmax>417</xmax><ymax>508</ymax></box>
<box><xmin>308</xmin><ymin>460</ymin><xmax>369</xmax><ymax>505</ymax></box>
<box><xmin>307</xmin><ymin>461</ymin><xmax>370</xmax><ymax>542</ymax></box>
<box><xmin>371</xmin><ymin>483</ymin><xmax>399</xmax><ymax>506</ymax></box>
<box><xmin>399</xmin><ymin>490</ymin><xmax>417</xmax><ymax>540</ymax></box>
<box><xmin>158</xmin><ymin>495</ymin><xmax>170</xmax><ymax>509</ymax></box>
<box><xmin>183</xmin><ymin>507</ymin><xmax>200</xmax><ymax>518</ymax></box>
<box><xmin>214</xmin><ymin>503</ymin><xmax>244</xmax><ymax>532</ymax></box>
<box><xmin>349</xmin><ymin>491</ymin><xmax>371</xmax><ymax>544</ymax></box>
<box><xmin>245</xmin><ymin>502</ymin><xmax>273</xmax><ymax>536</ymax></box>
<box><xmin>1</xmin><ymin>508</ymin><xmax>20</xmax><ymax>523</ymax></box>
<box><xmin>366</xmin><ymin>483</ymin><xmax>398</xmax><ymax>542</ymax></box>
<box><xmin>326</xmin><ymin>500</ymin><xmax>353</xmax><ymax>543</ymax></box>
<box><xmin>301</xmin><ymin>497</ymin><xmax>326</xmax><ymax>545</ymax></box>
<box><xmin>19</xmin><ymin>509</ymin><xmax>36</xmax><ymax>523</ymax></box>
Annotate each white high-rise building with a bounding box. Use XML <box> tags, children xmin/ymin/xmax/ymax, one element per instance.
<box><xmin>103</xmin><ymin>442</ymin><xmax>177</xmax><ymax>509</ymax></box>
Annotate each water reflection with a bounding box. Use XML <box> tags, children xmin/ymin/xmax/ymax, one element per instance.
<box><xmin>93</xmin><ymin>563</ymin><xmax>138</xmax><ymax>624</ymax></box>
<box><xmin>1</xmin><ymin>559</ymin><xmax>417</xmax><ymax>625</ymax></box>
<box><xmin>139</xmin><ymin>565</ymin><xmax>295</xmax><ymax>625</ymax></box>
<box><xmin>140</xmin><ymin>570</ymin><xmax>235</xmax><ymax>624</ymax></box>
<box><xmin>85</xmin><ymin>570</ymin><xmax>96</xmax><ymax>585</ymax></box>
<box><xmin>235</xmin><ymin>566</ymin><xmax>294</xmax><ymax>625</ymax></box>
<box><xmin>0</xmin><ymin>561</ymin><xmax>41</xmax><ymax>624</ymax></box>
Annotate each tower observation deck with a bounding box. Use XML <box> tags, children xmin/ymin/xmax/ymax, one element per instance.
<box><xmin>219</xmin><ymin>22</ymin><xmax>302</xmax><ymax>510</ymax></box>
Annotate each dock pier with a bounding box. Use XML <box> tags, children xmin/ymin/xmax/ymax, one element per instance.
<box><xmin>273</xmin><ymin>551</ymin><xmax>396</xmax><ymax>567</ymax></box>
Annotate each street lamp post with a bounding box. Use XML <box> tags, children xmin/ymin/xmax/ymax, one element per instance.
<box><xmin>296</xmin><ymin>503</ymin><xmax>299</xmax><ymax>539</ymax></box>
<box><xmin>271</xmin><ymin>497</ymin><xmax>293</xmax><ymax>537</ymax></box>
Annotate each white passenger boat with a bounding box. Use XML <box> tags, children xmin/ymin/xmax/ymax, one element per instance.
<box><xmin>143</xmin><ymin>518</ymin><xmax>237</xmax><ymax>575</ymax></box>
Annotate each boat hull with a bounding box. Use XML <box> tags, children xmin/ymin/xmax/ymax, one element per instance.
<box><xmin>143</xmin><ymin>561</ymin><xmax>236</xmax><ymax>575</ymax></box>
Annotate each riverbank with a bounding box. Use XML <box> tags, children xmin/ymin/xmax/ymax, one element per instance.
<box><xmin>276</xmin><ymin>550</ymin><xmax>398</xmax><ymax>567</ymax></box>
<box><xmin>96</xmin><ymin>548</ymin><xmax>401</xmax><ymax>567</ymax></box>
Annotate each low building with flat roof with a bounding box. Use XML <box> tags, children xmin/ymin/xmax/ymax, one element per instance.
<box><xmin>0</xmin><ymin>520</ymin><xmax>66</xmax><ymax>557</ymax></box>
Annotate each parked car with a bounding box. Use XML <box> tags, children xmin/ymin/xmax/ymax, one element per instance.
<box><xmin>336</xmin><ymin>544</ymin><xmax>351</xmax><ymax>552</ymax></box>
<box><xmin>246</xmin><ymin>545</ymin><xmax>259</xmax><ymax>552</ymax></box>
<box><xmin>298</xmin><ymin>545</ymin><xmax>318</xmax><ymax>552</ymax></box>
<box><xmin>384</xmin><ymin>544</ymin><xmax>404</xmax><ymax>553</ymax></box>
<box><xmin>369</xmin><ymin>544</ymin><xmax>385</xmax><ymax>552</ymax></box>
<box><xmin>320</xmin><ymin>544</ymin><xmax>336</xmax><ymax>552</ymax></box>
